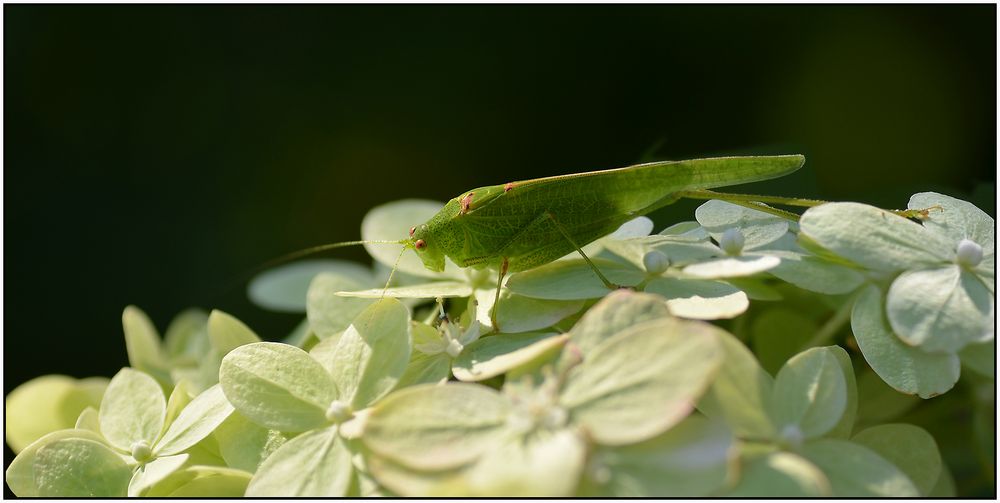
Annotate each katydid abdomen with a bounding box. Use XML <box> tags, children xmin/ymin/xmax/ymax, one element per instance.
<box><xmin>410</xmin><ymin>155</ymin><xmax>805</xmax><ymax>273</ymax></box>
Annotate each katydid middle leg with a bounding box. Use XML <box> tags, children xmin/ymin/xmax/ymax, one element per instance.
<box><xmin>677</xmin><ymin>189</ymin><xmax>941</xmax><ymax>221</ymax></box>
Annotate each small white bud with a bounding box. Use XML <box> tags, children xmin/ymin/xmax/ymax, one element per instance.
<box><xmin>956</xmin><ymin>239</ymin><xmax>984</xmax><ymax>267</ymax></box>
<box><xmin>445</xmin><ymin>338</ymin><xmax>464</xmax><ymax>358</ymax></box>
<box><xmin>780</xmin><ymin>424</ymin><xmax>804</xmax><ymax>447</ymax></box>
<box><xmin>719</xmin><ymin>228</ymin><xmax>745</xmax><ymax>256</ymax></box>
<box><xmin>642</xmin><ymin>250</ymin><xmax>670</xmax><ymax>275</ymax></box>
<box><xmin>325</xmin><ymin>400</ymin><xmax>354</xmax><ymax>423</ymax></box>
<box><xmin>130</xmin><ymin>440</ymin><xmax>153</xmax><ymax>463</ymax></box>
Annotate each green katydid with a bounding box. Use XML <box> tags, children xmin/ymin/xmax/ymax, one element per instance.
<box><xmin>262</xmin><ymin>154</ymin><xmax>847</xmax><ymax>329</ymax></box>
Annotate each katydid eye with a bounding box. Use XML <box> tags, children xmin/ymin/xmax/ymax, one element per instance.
<box><xmin>415</xmin><ymin>239</ymin><xmax>427</xmax><ymax>250</ymax></box>
<box><xmin>409</xmin><ymin>226</ymin><xmax>416</xmax><ymax>237</ymax></box>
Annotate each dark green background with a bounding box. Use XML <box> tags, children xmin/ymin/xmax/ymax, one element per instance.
<box><xmin>4</xmin><ymin>4</ymin><xmax>996</xmax><ymax>494</ymax></box>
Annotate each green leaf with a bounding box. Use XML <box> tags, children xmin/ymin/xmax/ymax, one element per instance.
<box><xmin>453</xmin><ymin>333</ymin><xmax>566</xmax><ymax>382</ymax></box>
<box><xmin>249</xmin><ymin>259</ymin><xmax>373</xmax><ymax>313</ymax></box>
<box><xmin>569</xmin><ymin>289</ymin><xmax>673</xmax><ymax>355</ymax></box>
<box><xmin>122</xmin><ymin>306</ymin><xmax>171</xmax><ymax>384</ymax></box>
<box><xmin>5</xmin><ymin>375</ymin><xmax>108</xmax><ymax>453</ymax></box>
<box><xmin>128</xmin><ymin>453</ymin><xmax>189</xmax><ymax>497</ymax></box>
<box><xmin>505</xmin><ymin>258</ymin><xmax>645</xmax><ymax>300</ymax></box>
<box><xmin>363</xmin><ymin>383</ymin><xmax>511</xmax><ymax>470</ymax></box>
<box><xmin>960</xmin><ymin>339</ymin><xmax>995</xmax><ymax>378</ymax></box>
<box><xmin>5</xmin><ymin>429</ymin><xmax>108</xmax><ymax>496</ymax></box>
<box><xmin>337</xmin><ymin>280</ymin><xmax>474</xmax><ymax>299</ymax></box>
<box><xmin>33</xmin><ymin>438</ymin><xmax>132</xmax><ymax>497</ymax></box>
<box><xmin>909</xmin><ymin>192</ymin><xmax>994</xmax><ymax>255</ymax></box>
<box><xmin>307</xmin><ymin>271</ymin><xmax>378</xmax><ymax>338</ymax></box>
<box><xmin>799</xmin><ymin>438</ymin><xmax>919</xmax><ymax>496</ymax></box>
<box><xmin>327</xmin><ymin>298</ymin><xmax>411</xmax><ymax>409</ymax></box>
<box><xmin>214</xmin><ymin>411</ymin><xmax>289</xmax><ymax>473</ymax></box>
<box><xmin>462</xmin><ymin>429</ymin><xmax>587</xmax><ymax>496</ymax></box>
<box><xmin>207</xmin><ymin>310</ymin><xmax>262</xmax><ymax>355</ymax></box>
<box><xmin>769</xmin><ymin>347</ymin><xmax>847</xmax><ymax>440</ymax></box>
<box><xmin>799</xmin><ymin>202</ymin><xmax>953</xmax><ymax>272</ymax></box>
<box><xmin>682</xmin><ymin>255</ymin><xmax>780</xmax><ymax>279</ymax></box>
<box><xmin>851</xmin><ymin>285</ymin><xmax>960</xmax><ymax>398</ymax></box>
<box><xmin>726</xmin><ymin>451</ymin><xmax>830</xmax><ymax>497</ymax></box>
<box><xmin>155</xmin><ymin>384</ymin><xmax>234</xmax><ymax>456</ymax></box>
<box><xmin>560</xmin><ymin>317</ymin><xmax>722</xmax><ymax>445</ymax></box>
<box><xmin>886</xmin><ymin>265</ymin><xmax>993</xmax><ymax>353</ymax></box>
<box><xmin>583</xmin><ymin>415</ymin><xmax>734</xmax><ymax>497</ymax></box>
<box><xmin>695</xmin><ymin>199</ymin><xmax>790</xmax><ymax>249</ymax></box>
<box><xmin>246</xmin><ymin>425</ymin><xmax>354</xmax><ymax>496</ymax></box>
<box><xmin>475</xmin><ymin>289</ymin><xmax>584</xmax><ymax>333</ymax></box>
<box><xmin>163</xmin><ymin>308</ymin><xmax>210</xmax><ymax>361</ymax></box>
<box><xmin>219</xmin><ymin>342</ymin><xmax>337</xmax><ymax>432</ymax></box>
<box><xmin>362</xmin><ymin>199</ymin><xmax>464</xmax><ymax>279</ymax></box>
<box><xmin>99</xmin><ymin>368</ymin><xmax>166</xmax><ymax>452</ymax></box>
<box><xmin>750</xmin><ymin>308</ymin><xmax>817</xmax><ymax>375</ymax></box>
<box><xmin>697</xmin><ymin>330</ymin><xmax>775</xmax><ymax>439</ymax></box>
<box><xmin>645</xmin><ymin>277</ymin><xmax>748</xmax><ymax>320</ymax></box>
<box><xmin>852</xmin><ymin>424</ymin><xmax>942</xmax><ymax>496</ymax></box>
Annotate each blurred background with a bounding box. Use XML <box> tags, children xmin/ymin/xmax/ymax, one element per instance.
<box><xmin>4</xmin><ymin>4</ymin><xmax>996</xmax><ymax>495</ymax></box>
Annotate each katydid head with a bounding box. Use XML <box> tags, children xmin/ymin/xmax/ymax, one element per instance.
<box><xmin>408</xmin><ymin>223</ymin><xmax>446</xmax><ymax>272</ymax></box>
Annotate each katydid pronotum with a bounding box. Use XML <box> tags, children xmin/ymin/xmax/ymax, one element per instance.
<box><xmin>257</xmin><ymin>154</ymin><xmax>930</xmax><ymax>330</ymax></box>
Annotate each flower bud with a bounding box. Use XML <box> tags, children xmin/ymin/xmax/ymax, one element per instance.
<box><xmin>130</xmin><ymin>440</ymin><xmax>153</xmax><ymax>463</ymax></box>
<box><xmin>642</xmin><ymin>250</ymin><xmax>670</xmax><ymax>275</ymax></box>
<box><xmin>325</xmin><ymin>400</ymin><xmax>354</xmax><ymax>423</ymax></box>
<box><xmin>956</xmin><ymin>238</ymin><xmax>984</xmax><ymax>267</ymax></box>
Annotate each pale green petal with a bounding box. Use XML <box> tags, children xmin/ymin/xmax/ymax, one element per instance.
<box><xmin>121</xmin><ymin>306</ymin><xmax>171</xmax><ymax>385</ymax></box>
<box><xmin>453</xmin><ymin>333</ymin><xmax>566</xmax><ymax>382</ymax></box>
<box><xmin>505</xmin><ymin>258</ymin><xmax>645</xmax><ymax>300</ymax></box>
<box><xmin>207</xmin><ymin>310</ymin><xmax>261</xmax><ymax>355</ymax></box>
<box><xmin>214</xmin><ymin>411</ymin><xmax>288</xmax><ymax>473</ymax></box>
<box><xmin>697</xmin><ymin>330</ymin><xmax>775</xmax><ymax>439</ymax></box>
<box><xmin>825</xmin><ymin>346</ymin><xmax>859</xmax><ymax>440</ymax></box>
<box><xmin>886</xmin><ymin>265</ymin><xmax>993</xmax><ymax>353</ymax></box>
<box><xmin>327</xmin><ymin>298</ymin><xmax>411</xmax><ymax>409</ymax></box>
<box><xmin>128</xmin><ymin>453</ymin><xmax>189</xmax><ymax>497</ymax></box>
<box><xmin>395</xmin><ymin>351</ymin><xmax>453</xmax><ymax>389</ymax></box>
<box><xmin>5</xmin><ymin>429</ymin><xmax>108</xmax><ymax>496</ymax></box>
<box><xmin>583</xmin><ymin>415</ymin><xmax>734</xmax><ymax>497</ymax></box>
<box><xmin>411</xmin><ymin>320</ymin><xmax>446</xmax><ymax>355</ymax></box>
<box><xmin>800</xmin><ymin>438</ymin><xmax>919</xmax><ymax>497</ymax></box>
<box><xmin>852</xmin><ymin>286</ymin><xmax>960</xmax><ymax>398</ymax></box>
<box><xmin>909</xmin><ymin>192</ymin><xmax>995</xmax><ymax>255</ymax></box>
<box><xmin>219</xmin><ymin>342</ymin><xmax>336</xmax><ymax>432</ymax></box>
<box><xmin>5</xmin><ymin>375</ymin><xmax>107</xmax><ymax>454</ymax></box>
<box><xmin>799</xmin><ymin>202</ymin><xmax>953</xmax><ymax>271</ymax></box>
<box><xmin>475</xmin><ymin>288</ymin><xmax>584</xmax><ymax>333</ymax></box>
<box><xmin>162</xmin><ymin>379</ymin><xmax>193</xmax><ymax>433</ymax></box>
<box><xmin>361</xmin><ymin>199</ymin><xmax>464</xmax><ymax>279</ymax></box>
<box><xmin>363</xmin><ymin>383</ymin><xmax>511</xmax><ymax>470</ymax></box>
<box><xmin>145</xmin><ymin>465</ymin><xmax>252</xmax><ymax>497</ymax></box>
<box><xmin>248</xmin><ymin>259</ymin><xmax>373</xmax><ymax>313</ymax></box>
<box><xmin>852</xmin><ymin>424</ymin><xmax>942</xmax><ymax>496</ymax></box>
<box><xmin>337</xmin><ymin>280</ymin><xmax>473</xmax><ymax>299</ymax></box>
<box><xmin>769</xmin><ymin>347</ymin><xmax>847</xmax><ymax>440</ymax></box>
<box><xmin>75</xmin><ymin>407</ymin><xmax>101</xmax><ymax>433</ymax></box>
<box><xmin>99</xmin><ymin>368</ymin><xmax>166</xmax><ymax>451</ymax></box>
<box><xmin>163</xmin><ymin>309</ymin><xmax>210</xmax><ymax>361</ymax></box>
<box><xmin>33</xmin><ymin>438</ymin><xmax>132</xmax><ymax>497</ymax></box>
<box><xmin>645</xmin><ymin>277</ymin><xmax>748</xmax><ymax>320</ymax></box>
<box><xmin>364</xmin><ymin>454</ymin><xmax>466</xmax><ymax>496</ymax></box>
<box><xmin>156</xmin><ymin>384</ymin><xmax>234</xmax><ymax>456</ymax></box>
<box><xmin>570</xmin><ymin>289</ymin><xmax>673</xmax><ymax>355</ymax></box>
<box><xmin>682</xmin><ymin>255</ymin><xmax>780</xmax><ymax>279</ymax></box>
<box><xmin>695</xmin><ymin>199</ymin><xmax>789</xmax><ymax>249</ymax></box>
<box><xmin>246</xmin><ymin>425</ymin><xmax>353</xmax><ymax>496</ymax></box>
<box><xmin>560</xmin><ymin>317</ymin><xmax>722</xmax><ymax>445</ymax></box>
<box><xmin>766</xmin><ymin>250</ymin><xmax>866</xmax><ymax>294</ymax></box>
<box><xmin>307</xmin><ymin>271</ymin><xmax>378</xmax><ymax>338</ymax></box>
<box><xmin>726</xmin><ymin>451</ymin><xmax>830</xmax><ymax>496</ymax></box>
<box><xmin>463</xmin><ymin>429</ymin><xmax>586</xmax><ymax>496</ymax></box>
<box><xmin>281</xmin><ymin>317</ymin><xmax>314</xmax><ymax>348</ymax></box>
